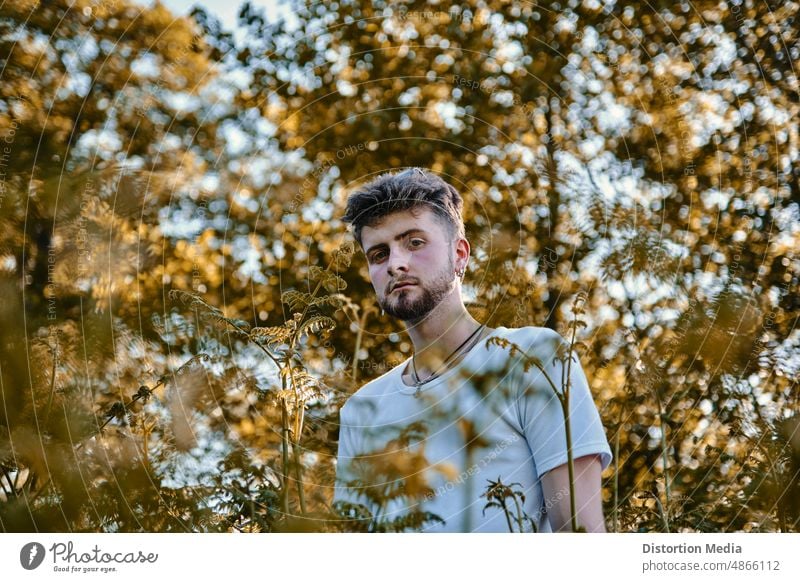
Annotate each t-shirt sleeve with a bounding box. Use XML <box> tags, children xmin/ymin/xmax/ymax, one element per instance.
<box><xmin>514</xmin><ymin>328</ymin><xmax>612</xmax><ymax>477</ymax></box>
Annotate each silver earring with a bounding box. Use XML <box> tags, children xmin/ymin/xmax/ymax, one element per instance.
<box><xmin>381</xmin><ymin>308</ymin><xmax>385</xmax><ymax>316</ymax></box>
<box><xmin>456</xmin><ymin>266</ymin><xmax>465</xmax><ymax>278</ymax></box>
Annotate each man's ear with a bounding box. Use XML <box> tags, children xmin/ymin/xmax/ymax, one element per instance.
<box><xmin>455</xmin><ymin>237</ymin><xmax>470</xmax><ymax>264</ymax></box>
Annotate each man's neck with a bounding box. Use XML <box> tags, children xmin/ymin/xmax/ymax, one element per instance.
<box><xmin>404</xmin><ymin>298</ymin><xmax>484</xmax><ymax>378</ymax></box>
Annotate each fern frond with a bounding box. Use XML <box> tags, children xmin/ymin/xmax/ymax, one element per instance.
<box><xmin>169</xmin><ymin>290</ymin><xmax>217</xmax><ymax>313</ymax></box>
<box><xmin>485</xmin><ymin>336</ymin><xmax>525</xmax><ymax>360</ymax></box>
<box><xmin>205</xmin><ymin>311</ymin><xmax>250</xmax><ymax>336</ymax></box>
<box><xmin>377</xmin><ymin>510</ymin><xmax>445</xmax><ymax>533</ymax></box>
<box><xmin>297</xmin><ymin>316</ymin><xmax>336</xmax><ymax>340</ymax></box>
<box><xmin>308</xmin><ymin>266</ymin><xmax>325</xmax><ymax>281</ymax></box>
<box><xmin>321</xmin><ymin>272</ymin><xmax>347</xmax><ymax>293</ymax></box>
<box><xmin>333</xmin><ymin>241</ymin><xmax>354</xmax><ymax>269</ymax></box>
<box><xmin>486</xmin><ymin>336</ymin><xmax>510</xmax><ymax>349</ymax></box>
<box><xmin>310</xmin><ymin>293</ymin><xmax>347</xmax><ymax>308</ymax></box>
<box><xmin>174</xmin><ymin>353</ymin><xmax>211</xmax><ymax>375</ymax></box>
<box><xmin>281</xmin><ymin>290</ymin><xmax>314</xmax><ymax>311</ymax></box>
<box><xmin>169</xmin><ymin>290</ymin><xmax>250</xmax><ymax>334</ymax></box>
<box><xmin>331</xmin><ymin>500</ymin><xmax>373</xmax><ymax>530</ymax></box>
<box><xmin>288</xmin><ymin>369</ymin><xmax>322</xmax><ymax>400</ymax></box>
<box><xmin>274</xmin><ymin>389</ymin><xmax>294</xmax><ymax>401</ymax></box>
<box><xmin>572</xmin><ymin>341</ymin><xmax>589</xmax><ymax>353</ymax></box>
<box><xmin>250</xmin><ymin>325</ymin><xmax>294</xmax><ymax>347</ymax></box>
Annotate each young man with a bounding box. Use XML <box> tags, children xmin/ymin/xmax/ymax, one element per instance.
<box><xmin>335</xmin><ymin>168</ymin><xmax>612</xmax><ymax>532</ymax></box>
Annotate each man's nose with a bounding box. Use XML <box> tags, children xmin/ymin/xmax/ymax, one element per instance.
<box><xmin>386</xmin><ymin>248</ymin><xmax>410</xmax><ymax>276</ymax></box>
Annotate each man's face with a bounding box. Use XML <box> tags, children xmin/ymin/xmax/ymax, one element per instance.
<box><xmin>360</xmin><ymin>207</ymin><xmax>458</xmax><ymax>324</ymax></box>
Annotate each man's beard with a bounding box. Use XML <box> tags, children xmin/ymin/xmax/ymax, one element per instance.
<box><xmin>379</xmin><ymin>255</ymin><xmax>455</xmax><ymax>324</ymax></box>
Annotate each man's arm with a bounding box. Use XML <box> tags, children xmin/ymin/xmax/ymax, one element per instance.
<box><xmin>540</xmin><ymin>453</ymin><xmax>607</xmax><ymax>532</ymax></box>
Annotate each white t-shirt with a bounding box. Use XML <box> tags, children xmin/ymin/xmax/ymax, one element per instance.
<box><xmin>333</xmin><ymin>325</ymin><xmax>612</xmax><ymax>532</ymax></box>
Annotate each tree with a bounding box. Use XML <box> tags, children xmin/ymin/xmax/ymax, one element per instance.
<box><xmin>0</xmin><ymin>0</ymin><xmax>223</xmax><ymax>531</ymax></box>
<box><xmin>1</xmin><ymin>0</ymin><xmax>797</xmax><ymax>532</ymax></box>
<box><xmin>211</xmin><ymin>0</ymin><xmax>799</xmax><ymax>531</ymax></box>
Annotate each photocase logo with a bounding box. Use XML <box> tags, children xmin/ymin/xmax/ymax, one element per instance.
<box><xmin>20</xmin><ymin>542</ymin><xmax>46</xmax><ymax>570</ymax></box>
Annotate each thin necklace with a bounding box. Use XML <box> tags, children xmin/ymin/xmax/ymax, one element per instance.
<box><xmin>410</xmin><ymin>323</ymin><xmax>486</xmax><ymax>397</ymax></box>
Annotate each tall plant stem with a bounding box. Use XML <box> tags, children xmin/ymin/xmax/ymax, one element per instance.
<box><xmin>283</xmin><ymin>363</ymin><xmax>307</xmax><ymax>516</ymax></box>
<box><xmin>44</xmin><ymin>340</ymin><xmax>58</xmax><ymax>424</ymax></box>
<box><xmin>351</xmin><ymin>313</ymin><xmax>365</xmax><ymax>384</ymax></box>
<box><xmin>500</xmin><ymin>499</ymin><xmax>515</xmax><ymax>533</ymax></box>
<box><xmin>292</xmin><ymin>440</ymin><xmax>307</xmax><ymax>515</ymax></box>
<box><xmin>280</xmin><ymin>398</ymin><xmax>290</xmax><ymax>516</ymax></box>
<box><xmin>655</xmin><ymin>390</ymin><xmax>671</xmax><ymax>532</ymax></box>
<box><xmin>613</xmin><ymin>422</ymin><xmax>620</xmax><ymax>533</ymax></box>
<box><xmin>511</xmin><ymin>493</ymin><xmax>526</xmax><ymax>532</ymax></box>
<box><xmin>564</xmin><ymin>315</ymin><xmax>579</xmax><ymax>532</ymax></box>
<box><xmin>563</xmin><ymin>398</ymin><xmax>578</xmax><ymax>532</ymax></box>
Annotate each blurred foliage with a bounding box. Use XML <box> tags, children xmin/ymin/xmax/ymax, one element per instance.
<box><xmin>0</xmin><ymin>0</ymin><xmax>798</xmax><ymax>532</ymax></box>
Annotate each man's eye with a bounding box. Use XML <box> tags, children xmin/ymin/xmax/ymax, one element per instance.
<box><xmin>371</xmin><ymin>251</ymin><xmax>386</xmax><ymax>262</ymax></box>
<box><xmin>410</xmin><ymin>239</ymin><xmax>425</xmax><ymax>247</ymax></box>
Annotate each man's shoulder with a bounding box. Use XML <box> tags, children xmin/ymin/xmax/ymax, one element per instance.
<box><xmin>481</xmin><ymin>326</ymin><xmax>570</xmax><ymax>380</ymax></box>
<box><xmin>340</xmin><ymin>358</ymin><xmax>408</xmax><ymax>415</ymax></box>
<box><xmin>493</xmin><ymin>325</ymin><xmax>565</xmax><ymax>350</ymax></box>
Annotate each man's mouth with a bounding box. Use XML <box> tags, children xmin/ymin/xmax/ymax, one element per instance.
<box><xmin>392</xmin><ymin>283</ymin><xmax>416</xmax><ymax>292</ymax></box>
